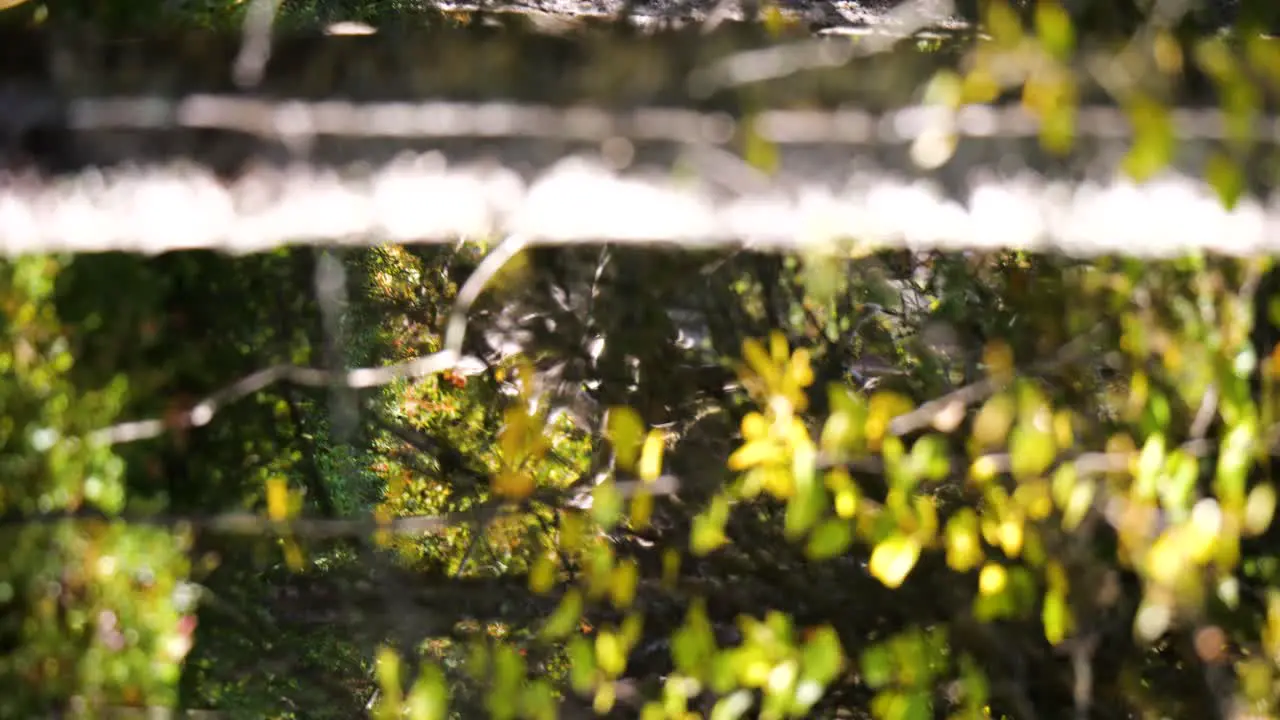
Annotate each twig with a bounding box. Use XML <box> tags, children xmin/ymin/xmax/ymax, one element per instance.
<box><xmin>315</xmin><ymin>248</ymin><xmax>359</xmax><ymax>443</ymax></box>
<box><xmin>0</xmin><ymin>507</ymin><xmax>490</xmax><ymax>537</ymax></box>
<box><xmin>1190</xmin><ymin>383</ymin><xmax>1219</xmax><ymax>440</ymax></box>
<box><xmin>452</xmin><ymin>523</ymin><xmax>498</xmax><ymax>578</ymax></box>
<box><xmin>88</xmin><ymin>234</ymin><xmax>529</xmax><ymax>446</ymax></box>
<box><xmin>1067</xmin><ymin>634</ymin><xmax>1099</xmax><ymax>720</ymax></box>
<box><xmin>372</xmin><ymin>415</ymin><xmax>489</xmax><ymax>492</ymax></box>
<box><xmin>887</xmin><ymin>376</ymin><xmax>997</xmax><ymax>437</ymax></box>
<box><xmin>0</xmin><ymin>477</ymin><xmax>681</xmax><ymax>538</ymax></box>
<box><xmin>233</xmin><ymin>0</ymin><xmax>280</xmax><ymax>89</ymax></box>
<box><xmin>445</xmin><ymin>233</ymin><xmax>531</xmax><ymax>355</ymax></box>
<box><xmin>64</xmin><ymin>698</ymin><xmax>222</xmax><ymax>719</ymax></box>
<box><xmin>687</xmin><ymin>0</ymin><xmax>961</xmax><ymax>96</ymax></box>
<box><xmin>888</xmin><ymin>332</ymin><xmax>1097</xmax><ymax>437</ymax></box>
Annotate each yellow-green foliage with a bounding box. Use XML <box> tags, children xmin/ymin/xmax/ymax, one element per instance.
<box><xmin>0</xmin><ymin>257</ymin><xmax>192</xmax><ymax>716</ymax></box>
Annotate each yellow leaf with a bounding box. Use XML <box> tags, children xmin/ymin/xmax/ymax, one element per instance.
<box><xmin>1013</xmin><ymin>479</ymin><xmax>1053</xmax><ymax>521</ymax></box>
<box><xmin>978</xmin><ymin>563</ymin><xmax>1008</xmax><ymax>596</ymax></box>
<box><xmin>529</xmin><ymin>553</ymin><xmax>558</xmax><ymax>594</ymax></box>
<box><xmin>500</xmin><ymin>407</ymin><xmax>529</xmax><ymax>464</ymax></box>
<box><xmin>1053</xmin><ymin>410</ymin><xmax>1075</xmax><ymax>449</ymax></box>
<box><xmin>1034</xmin><ymin>0</ymin><xmax>1075</xmax><ymax>59</ymax></box>
<box><xmin>1145</xmin><ymin>530</ymin><xmax>1187</xmax><ymax>587</ymax></box>
<box><xmin>769</xmin><ymin>331</ymin><xmax>790</xmax><ymax>365</ymax></box>
<box><xmin>542</xmin><ymin>590</ymin><xmax>584</xmax><ymax>640</ymax></box>
<box><xmin>596</xmin><ymin>631</ymin><xmax>627</xmax><ymax>677</ymax></box>
<box><xmin>985</xmin><ymin>0</ymin><xmax>1023</xmax><ymax>45</ymax></box>
<box><xmin>868</xmin><ymin>534</ymin><xmax>921</xmax><ymax>589</ymax></box>
<box><xmin>962</xmin><ymin>67</ymin><xmax>1001</xmax><ymax>104</ymax></box>
<box><xmin>375</xmin><ymin>646</ymin><xmax>403</xmax><ymax>704</ymax></box>
<box><xmin>1187</xmin><ymin>500</ymin><xmax>1222</xmax><ymax>563</ymax></box>
<box><xmin>517</xmin><ymin>360</ymin><xmax>537</xmax><ymax>400</ymax></box>
<box><xmin>743</xmin><ymin>115</ymin><xmax>780</xmax><ymax>175</ymax></box>
<box><xmin>1042</xmin><ymin>588</ymin><xmax>1071</xmax><ymax>646</ymax></box>
<box><xmin>741</xmin><ymin>337</ymin><xmax>776</xmax><ymax>384</ymax></box>
<box><xmin>728</xmin><ymin>439</ymin><xmax>784</xmax><ymax>471</ymax></box>
<box><xmin>787</xmin><ymin>416</ymin><xmax>815</xmax><ymax>451</ymax></box>
<box><xmin>1122</xmin><ymin>97</ymin><xmax>1175</xmax><ymax>182</ymax></box>
<box><xmin>788</xmin><ymin>347</ymin><xmax>815</xmax><ymax>388</ymax></box>
<box><xmin>742</xmin><ymin>412</ymin><xmax>769</xmax><ymax>440</ymax></box>
<box><xmin>526</xmin><ymin>433</ymin><xmax>551</xmax><ymax>463</ymax></box>
<box><xmin>970</xmin><ymin>455</ymin><xmax>1001</xmax><ymax>483</ymax></box>
<box><xmin>282</xmin><ymin>539</ymin><xmax>306</xmax><ymax>571</ymax></box>
<box><xmin>606</xmin><ymin>407</ymin><xmax>646</xmax><ymax>471</ymax></box>
<box><xmin>820</xmin><ymin>411</ymin><xmax>855</xmax><ymax>456</ymax></box>
<box><xmin>691</xmin><ymin>515</ymin><xmax>728</xmax><ymax>555</ymax></box>
<box><xmin>997</xmin><ymin>514</ymin><xmax>1025</xmax><ymax>557</ymax></box>
<box><xmin>761</xmin><ymin>466</ymin><xmax>795</xmax><ymax>499</ymax></box>
<box><xmin>593</xmin><ymin>682</ymin><xmax>617</xmax><ymax>715</ymax></box>
<box><xmin>761</xmin><ymin>1</ymin><xmax>798</xmax><ymax>36</ymax></box>
<box><xmin>983</xmin><ymin>341</ymin><xmax>1015</xmax><ymax>384</ymax></box>
<box><xmin>1059</xmin><ymin>474</ymin><xmax>1095</xmax><ymax>532</ymax></box>
<box><xmin>559</xmin><ymin>512</ymin><xmax>586</xmax><ymax>554</ymax></box>
<box><xmin>825</xmin><ymin>467</ymin><xmax>854</xmax><ymax>492</ymax></box>
<box><xmin>661</xmin><ymin>548</ymin><xmax>681</xmax><ymax>590</ymax></box>
<box><xmin>629</xmin><ymin>491</ymin><xmax>654</xmax><ymax>529</ymax></box>
<box><xmin>610</xmin><ymin>560</ymin><xmax>640</xmax><ymax>608</ymax></box>
<box><xmin>1263</xmin><ymin>590</ymin><xmax>1280</xmax><ymax>661</ymax></box>
<box><xmin>972</xmin><ymin>394</ymin><xmax>1015</xmax><ymax>451</ymax></box>
<box><xmin>1245</xmin><ymin>483</ymin><xmax>1277</xmax><ymax>537</ymax></box>
<box><xmin>914</xmin><ymin>495</ymin><xmax>939</xmax><ymax>542</ymax></box>
<box><xmin>835</xmin><ymin>488</ymin><xmax>859</xmax><ymax>519</ymax></box>
<box><xmin>591</xmin><ymin>481</ymin><xmax>625</xmax><ymax>529</ymax></box>
<box><xmin>866</xmin><ymin>392</ymin><xmax>914</xmax><ymax>450</ymax></box>
<box><xmin>945</xmin><ymin>509</ymin><xmax>984</xmax><ymax>572</ymax></box>
<box><xmin>493</xmin><ymin>469</ymin><xmax>535</xmax><ymax>501</ymax></box>
<box><xmin>266</xmin><ymin>477</ymin><xmax>289</xmax><ymax>521</ymax></box>
<box><xmin>638</xmin><ymin>430</ymin><xmax>665</xmax><ymax>482</ymax></box>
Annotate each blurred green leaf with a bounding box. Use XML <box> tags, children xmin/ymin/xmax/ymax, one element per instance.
<box><xmin>541</xmin><ymin>589</ymin><xmax>584</xmax><ymax>640</ymax></box>
<box><xmin>859</xmin><ymin>643</ymin><xmax>893</xmax><ymax>689</ymax></box>
<box><xmin>806</xmin><ymin>518</ymin><xmax>854</xmax><ymax>560</ymax></box>
<box><xmin>375</xmin><ymin>647</ymin><xmax>404</xmax><ymax>712</ymax></box>
<box><xmin>567</xmin><ymin>636</ymin><xmax>596</xmax><ymax>695</ymax></box>
<box><xmin>1207</xmin><ymin>151</ymin><xmax>1246</xmax><ymax>210</ymax></box>
<box><xmin>591</xmin><ymin>479</ymin><xmax>625</xmax><ymax>529</ymax></box>
<box><xmin>595</xmin><ymin>630</ymin><xmax>627</xmax><ymax>678</ymax></box>
<box><xmin>1245</xmin><ymin>483</ymin><xmax>1277</xmax><ymax>537</ymax></box>
<box><xmin>743</xmin><ymin>113</ymin><xmax>779</xmax><ymax>174</ymax></box>
<box><xmin>1009</xmin><ymin>424</ymin><xmax>1056</xmax><ymax>480</ymax></box>
<box><xmin>1042</xmin><ymin>588</ymin><xmax>1070</xmax><ymax>646</ymax></box>
<box><xmin>1035</xmin><ymin>1</ymin><xmax>1075</xmax><ymax>60</ymax></box>
<box><xmin>1122</xmin><ymin>98</ymin><xmax>1175</xmax><ymax>182</ymax></box>
<box><xmin>605</xmin><ymin>406</ymin><xmax>646</xmax><ymax>471</ymax></box>
<box><xmin>404</xmin><ymin>665</ymin><xmax>448</xmax><ymax>720</ymax></box>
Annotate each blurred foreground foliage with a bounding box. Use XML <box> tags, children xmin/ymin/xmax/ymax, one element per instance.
<box><xmin>0</xmin><ymin>257</ymin><xmax>193</xmax><ymax>717</ymax></box>
<box><xmin>9</xmin><ymin>1</ymin><xmax>1280</xmax><ymax>720</ymax></box>
<box><xmin>12</xmin><ymin>244</ymin><xmax>1280</xmax><ymax>720</ymax></box>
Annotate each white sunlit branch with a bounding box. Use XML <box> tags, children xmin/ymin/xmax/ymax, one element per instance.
<box><xmin>88</xmin><ymin>233</ymin><xmax>531</xmax><ymax>446</ymax></box>
<box><xmin>3</xmin><ymin>98</ymin><xmax>1280</xmax><ymax>258</ymax></box>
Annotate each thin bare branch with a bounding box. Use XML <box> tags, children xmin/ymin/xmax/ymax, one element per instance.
<box><xmin>87</xmin><ymin>350</ymin><xmax>459</xmax><ymax>445</ymax></box>
<box><xmin>888</xmin><ymin>332</ymin><xmax>1097</xmax><ymax>437</ymax></box>
<box><xmin>0</xmin><ymin>476</ymin><xmax>681</xmax><ymax>538</ymax></box>
<box><xmin>234</xmin><ymin>0</ymin><xmax>280</xmax><ymax>88</ymax></box>
<box><xmin>88</xmin><ymin>234</ymin><xmax>528</xmax><ymax>446</ymax></box>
